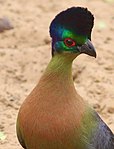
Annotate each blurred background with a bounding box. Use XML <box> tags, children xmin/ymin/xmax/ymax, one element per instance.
<box><xmin>0</xmin><ymin>0</ymin><xmax>114</xmax><ymax>148</ymax></box>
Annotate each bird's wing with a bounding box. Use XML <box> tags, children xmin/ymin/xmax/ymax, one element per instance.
<box><xmin>16</xmin><ymin>121</ymin><xmax>27</xmax><ymax>149</ymax></box>
<box><xmin>90</xmin><ymin>112</ymin><xmax>114</xmax><ymax>149</ymax></box>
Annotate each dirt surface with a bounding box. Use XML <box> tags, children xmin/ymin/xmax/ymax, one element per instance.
<box><xmin>0</xmin><ymin>0</ymin><xmax>114</xmax><ymax>149</ymax></box>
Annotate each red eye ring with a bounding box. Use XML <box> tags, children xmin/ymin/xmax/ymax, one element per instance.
<box><xmin>64</xmin><ymin>38</ymin><xmax>76</xmax><ymax>47</ymax></box>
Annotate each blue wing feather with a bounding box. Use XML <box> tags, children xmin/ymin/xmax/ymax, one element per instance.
<box><xmin>90</xmin><ymin>112</ymin><xmax>114</xmax><ymax>149</ymax></box>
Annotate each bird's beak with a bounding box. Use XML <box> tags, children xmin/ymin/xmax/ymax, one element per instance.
<box><xmin>77</xmin><ymin>39</ymin><xmax>96</xmax><ymax>58</ymax></box>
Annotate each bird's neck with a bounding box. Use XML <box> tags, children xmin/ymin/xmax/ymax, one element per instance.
<box><xmin>42</xmin><ymin>53</ymin><xmax>76</xmax><ymax>84</ymax></box>
<box><xmin>36</xmin><ymin>53</ymin><xmax>79</xmax><ymax>105</ymax></box>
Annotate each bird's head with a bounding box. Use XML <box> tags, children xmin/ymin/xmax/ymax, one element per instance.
<box><xmin>50</xmin><ymin>7</ymin><xmax>96</xmax><ymax>59</ymax></box>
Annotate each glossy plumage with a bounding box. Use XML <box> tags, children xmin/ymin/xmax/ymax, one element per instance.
<box><xmin>16</xmin><ymin>7</ymin><xmax>114</xmax><ymax>149</ymax></box>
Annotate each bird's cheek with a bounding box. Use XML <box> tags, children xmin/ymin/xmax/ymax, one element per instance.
<box><xmin>72</xmin><ymin>47</ymin><xmax>81</xmax><ymax>54</ymax></box>
<box><xmin>53</xmin><ymin>42</ymin><xmax>77</xmax><ymax>53</ymax></box>
<box><xmin>53</xmin><ymin>42</ymin><xmax>63</xmax><ymax>53</ymax></box>
<box><xmin>53</xmin><ymin>42</ymin><xmax>67</xmax><ymax>53</ymax></box>
<box><xmin>64</xmin><ymin>44</ymin><xmax>82</xmax><ymax>53</ymax></box>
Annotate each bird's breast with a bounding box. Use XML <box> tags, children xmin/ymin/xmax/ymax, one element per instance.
<box><xmin>20</xmin><ymin>98</ymin><xmax>84</xmax><ymax>141</ymax></box>
<box><xmin>18</xmin><ymin>91</ymin><xmax>86</xmax><ymax>149</ymax></box>
<box><xmin>18</xmin><ymin>74</ymin><xmax>86</xmax><ymax>148</ymax></box>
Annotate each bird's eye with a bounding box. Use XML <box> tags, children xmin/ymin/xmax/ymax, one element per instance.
<box><xmin>64</xmin><ymin>38</ymin><xmax>76</xmax><ymax>47</ymax></box>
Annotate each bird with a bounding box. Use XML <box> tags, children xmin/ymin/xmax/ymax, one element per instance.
<box><xmin>16</xmin><ymin>7</ymin><xmax>114</xmax><ymax>149</ymax></box>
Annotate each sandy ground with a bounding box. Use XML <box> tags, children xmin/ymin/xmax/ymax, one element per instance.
<box><xmin>0</xmin><ymin>0</ymin><xmax>114</xmax><ymax>149</ymax></box>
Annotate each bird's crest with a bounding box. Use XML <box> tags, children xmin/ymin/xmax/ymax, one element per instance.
<box><xmin>50</xmin><ymin>7</ymin><xmax>94</xmax><ymax>40</ymax></box>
